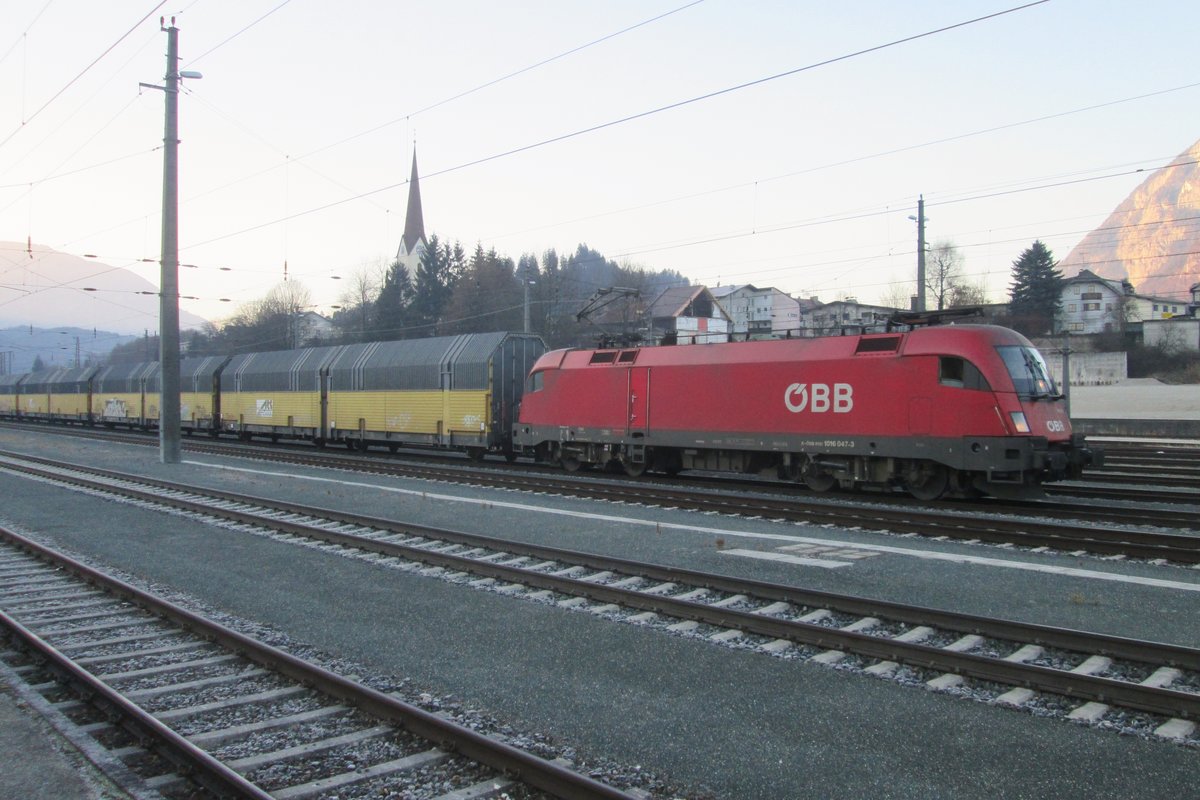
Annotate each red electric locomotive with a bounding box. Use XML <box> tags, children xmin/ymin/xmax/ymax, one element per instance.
<box><xmin>512</xmin><ymin>318</ymin><xmax>1099</xmax><ymax>499</ymax></box>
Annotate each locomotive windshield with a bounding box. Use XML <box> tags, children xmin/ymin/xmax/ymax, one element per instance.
<box><xmin>996</xmin><ymin>345</ymin><xmax>1058</xmax><ymax>398</ymax></box>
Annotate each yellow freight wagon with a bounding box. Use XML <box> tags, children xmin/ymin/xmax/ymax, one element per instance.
<box><xmin>220</xmin><ymin>346</ymin><xmax>342</xmax><ymax>441</ymax></box>
<box><xmin>92</xmin><ymin>361</ymin><xmax>159</xmax><ymax>428</ymax></box>
<box><xmin>0</xmin><ymin>373</ymin><xmax>23</xmax><ymax>416</ymax></box>
<box><xmin>20</xmin><ymin>366</ymin><xmax>97</xmax><ymax>424</ymax></box>
<box><xmin>325</xmin><ymin>333</ymin><xmax>545</xmax><ymax>458</ymax></box>
<box><xmin>216</xmin><ymin>333</ymin><xmax>545</xmax><ymax>459</ymax></box>
<box><xmin>172</xmin><ymin>356</ymin><xmax>230</xmax><ymax>435</ymax></box>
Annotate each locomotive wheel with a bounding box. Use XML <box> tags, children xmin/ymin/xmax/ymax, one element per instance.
<box><xmin>560</xmin><ymin>455</ymin><xmax>583</xmax><ymax>472</ymax></box>
<box><xmin>802</xmin><ymin>471</ymin><xmax>836</xmax><ymax>493</ymax></box>
<box><xmin>622</xmin><ymin>459</ymin><xmax>647</xmax><ymax>478</ymax></box>
<box><xmin>907</xmin><ymin>463</ymin><xmax>949</xmax><ymax>501</ymax></box>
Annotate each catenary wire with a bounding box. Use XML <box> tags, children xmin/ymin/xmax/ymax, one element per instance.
<box><xmin>181</xmin><ymin>1</ymin><xmax>1050</xmax><ymax>252</ymax></box>
<box><xmin>0</xmin><ymin>0</ymin><xmax>168</xmax><ymax>151</ymax></box>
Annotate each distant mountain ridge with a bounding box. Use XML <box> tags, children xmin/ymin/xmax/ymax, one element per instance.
<box><xmin>0</xmin><ymin>326</ymin><xmax>141</xmax><ymax>373</ymax></box>
<box><xmin>1059</xmin><ymin>139</ymin><xmax>1200</xmax><ymax>300</ymax></box>
<box><xmin>0</xmin><ymin>242</ymin><xmax>209</xmax><ymax>335</ymax></box>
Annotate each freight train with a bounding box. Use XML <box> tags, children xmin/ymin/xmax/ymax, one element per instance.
<box><xmin>0</xmin><ymin>332</ymin><xmax>546</xmax><ymax>460</ymax></box>
<box><xmin>512</xmin><ymin>318</ymin><xmax>1100</xmax><ymax>499</ymax></box>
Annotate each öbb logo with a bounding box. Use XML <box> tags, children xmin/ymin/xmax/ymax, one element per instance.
<box><xmin>784</xmin><ymin>383</ymin><xmax>853</xmax><ymax>413</ymax></box>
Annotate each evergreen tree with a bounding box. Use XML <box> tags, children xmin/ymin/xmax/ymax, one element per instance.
<box><xmin>372</xmin><ymin>258</ymin><xmax>414</xmax><ymax>339</ymax></box>
<box><xmin>1008</xmin><ymin>240</ymin><xmax>1064</xmax><ymax>335</ymax></box>
<box><xmin>411</xmin><ymin>234</ymin><xmax>455</xmax><ymax>335</ymax></box>
<box><xmin>443</xmin><ymin>245</ymin><xmax>520</xmax><ymax>334</ymax></box>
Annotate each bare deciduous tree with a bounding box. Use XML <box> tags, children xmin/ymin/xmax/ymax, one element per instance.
<box><xmin>339</xmin><ymin>259</ymin><xmax>384</xmax><ymax>341</ymax></box>
<box><xmin>926</xmin><ymin>240</ymin><xmax>965</xmax><ymax>311</ymax></box>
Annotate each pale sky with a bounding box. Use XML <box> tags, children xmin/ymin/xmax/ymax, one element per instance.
<box><xmin>1</xmin><ymin>0</ymin><xmax>1197</xmax><ymax>334</ymax></box>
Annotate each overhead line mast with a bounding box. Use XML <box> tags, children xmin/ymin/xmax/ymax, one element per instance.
<box><xmin>141</xmin><ymin>18</ymin><xmax>201</xmax><ymax>463</ymax></box>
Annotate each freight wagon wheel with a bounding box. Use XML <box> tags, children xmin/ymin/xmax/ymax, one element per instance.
<box><xmin>466</xmin><ymin>447</ymin><xmax>487</xmax><ymax>462</ymax></box>
<box><xmin>906</xmin><ymin>463</ymin><xmax>949</xmax><ymax>501</ymax></box>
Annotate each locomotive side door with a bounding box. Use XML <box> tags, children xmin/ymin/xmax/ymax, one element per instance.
<box><xmin>627</xmin><ymin>367</ymin><xmax>649</xmax><ymax>436</ymax></box>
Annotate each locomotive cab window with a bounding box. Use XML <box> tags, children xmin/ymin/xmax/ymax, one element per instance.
<box><xmin>996</xmin><ymin>345</ymin><xmax>1058</xmax><ymax>398</ymax></box>
<box><xmin>527</xmin><ymin>370</ymin><xmax>544</xmax><ymax>393</ymax></box>
<box><xmin>939</xmin><ymin>357</ymin><xmax>991</xmax><ymax>391</ymax></box>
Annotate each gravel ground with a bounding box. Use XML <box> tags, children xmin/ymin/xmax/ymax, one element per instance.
<box><xmin>0</xmin><ymin>428</ymin><xmax>1198</xmax><ymax>798</ymax></box>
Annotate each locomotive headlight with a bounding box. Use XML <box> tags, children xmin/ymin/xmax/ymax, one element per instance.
<box><xmin>1009</xmin><ymin>411</ymin><xmax>1031</xmax><ymax>434</ymax></box>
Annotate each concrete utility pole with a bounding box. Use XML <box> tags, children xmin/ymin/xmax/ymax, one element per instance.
<box><xmin>523</xmin><ymin>279</ymin><xmax>535</xmax><ymax>333</ymax></box>
<box><xmin>915</xmin><ymin>195</ymin><xmax>927</xmax><ymax>313</ymax></box>
<box><xmin>158</xmin><ymin>20</ymin><xmax>182</xmax><ymax>463</ymax></box>
<box><xmin>143</xmin><ymin>19</ymin><xmax>200</xmax><ymax>464</ymax></box>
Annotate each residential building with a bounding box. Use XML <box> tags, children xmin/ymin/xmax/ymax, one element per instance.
<box><xmin>295</xmin><ymin>311</ymin><xmax>335</xmax><ymax>345</ymax></box>
<box><xmin>1058</xmin><ymin>269</ymin><xmax>1190</xmax><ymax>334</ymax></box>
<box><xmin>645</xmin><ymin>285</ymin><xmax>731</xmax><ymax>345</ymax></box>
<box><xmin>800</xmin><ymin>298</ymin><xmax>898</xmax><ymax>336</ymax></box>
<box><xmin>709</xmin><ymin>284</ymin><xmax>802</xmax><ymax>338</ymax></box>
<box><xmin>1057</xmin><ymin>269</ymin><xmax>1126</xmax><ymax>334</ymax></box>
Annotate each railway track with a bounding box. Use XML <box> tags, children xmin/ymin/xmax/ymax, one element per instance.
<box><xmin>0</xmin><ymin>524</ymin><xmax>641</xmax><ymax>800</ymax></box>
<box><xmin>4</xmin><ymin>417</ymin><xmax>1195</xmax><ymax>503</ymax></box>
<box><xmin>2</xmin><ymin>425</ymin><xmax>1198</xmax><ymax>561</ymax></box>
<box><xmin>1078</xmin><ymin>442</ymin><xmax>1200</xmax><ymax>490</ymax></box>
<box><xmin>2</xmin><ymin>452</ymin><xmax>1198</xmax><ymax>745</ymax></box>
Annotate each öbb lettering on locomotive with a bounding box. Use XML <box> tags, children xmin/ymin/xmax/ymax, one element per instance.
<box><xmin>784</xmin><ymin>382</ymin><xmax>853</xmax><ymax>414</ymax></box>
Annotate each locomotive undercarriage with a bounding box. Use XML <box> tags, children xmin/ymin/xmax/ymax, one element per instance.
<box><xmin>532</xmin><ymin>435</ymin><xmax>1075</xmax><ymax>501</ymax></box>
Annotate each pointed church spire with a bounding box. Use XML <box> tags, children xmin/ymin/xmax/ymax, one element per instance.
<box><xmin>397</xmin><ymin>149</ymin><xmax>426</xmax><ymax>260</ymax></box>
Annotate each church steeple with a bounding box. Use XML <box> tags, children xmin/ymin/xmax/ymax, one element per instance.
<box><xmin>397</xmin><ymin>149</ymin><xmax>426</xmax><ymax>262</ymax></box>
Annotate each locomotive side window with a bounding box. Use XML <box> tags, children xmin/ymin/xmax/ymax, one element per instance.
<box><xmin>996</xmin><ymin>346</ymin><xmax>1057</xmax><ymax>398</ymax></box>
<box><xmin>589</xmin><ymin>351</ymin><xmax>618</xmax><ymax>365</ymax></box>
<box><xmin>939</xmin><ymin>357</ymin><xmax>964</xmax><ymax>386</ymax></box>
<box><xmin>939</xmin><ymin>357</ymin><xmax>991</xmax><ymax>391</ymax></box>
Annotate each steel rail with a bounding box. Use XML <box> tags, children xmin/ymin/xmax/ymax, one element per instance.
<box><xmin>0</xmin><ymin>525</ymin><xmax>640</xmax><ymax>800</ymax></box>
<box><xmin>167</xmin><ymin>444</ymin><xmax>1200</xmax><ymax>561</ymax></box>
<box><xmin>1047</xmin><ymin>483</ymin><xmax>1200</xmax><ymax>505</ymax></box>
<box><xmin>2</xmin><ymin>425</ymin><xmax>1198</xmax><ymax>551</ymax></box>
<box><xmin>7</xmin><ymin>445</ymin><xmax>1198</xmax><ymax>564</ymax></box>
<box><xmin>4</xmin><ymin>419</ymin><xmax>1198</xmax><ymax>508</ymax></box>
<box><xmin>7</xmin><ymin>456</ymin><xmax>1199</xmax><ymax>722</ymax></box>
<box><xmin>0</xmin><ymin>606</ymin><xmax>275</xmax><ymax>799</ymax></box>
